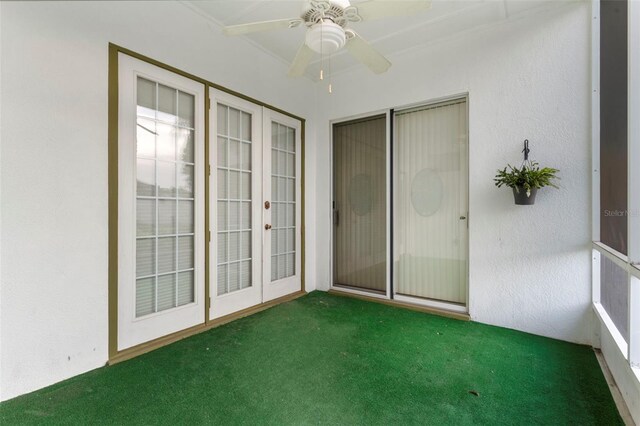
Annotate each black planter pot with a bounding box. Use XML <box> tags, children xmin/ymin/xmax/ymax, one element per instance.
<box><xmin>512</xmin><ymin>186</ymin><xmax>537</xmax><ymax>205</ymax></box>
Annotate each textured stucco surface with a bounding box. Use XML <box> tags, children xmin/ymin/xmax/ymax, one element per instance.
<box><xmin>314</xmin><ymin>2</ymin><xmax>593</xmax><ymax>344</ymax></box>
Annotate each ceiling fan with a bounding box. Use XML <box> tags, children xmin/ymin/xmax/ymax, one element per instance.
<box><xmin>223</xmin><ymin>0</ymin><xmax>432</xmax><ymax>77</ymax></box>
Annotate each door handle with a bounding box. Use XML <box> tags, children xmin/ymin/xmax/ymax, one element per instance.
<box><xmin>265</xmin><ymin>224</ymin><xmax>272</xmax><ymax>230</ymax></box>
<box><xmin>459</xmin><ymin>216</ymin><xmax>466</xmax><ymax>220</ymax></box>
<box><xmin>264</xmin><ymin>201</ymin><xmax>270</xmax><ymax>210</ymax></box>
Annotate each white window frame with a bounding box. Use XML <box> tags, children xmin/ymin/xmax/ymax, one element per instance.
<box><xmin>591</xmin><ymin>0</ymin><xmax>640</xmax><ymax>370</ymax></box>
<box><xmin>627</xmin><ymin>0</ymin><xmax>640</xmax><ymax>369</ymax></box>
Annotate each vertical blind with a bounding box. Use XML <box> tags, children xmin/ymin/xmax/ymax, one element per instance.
<box><xmin>394</xmin><ymin>100</ymin><xmax>468</xmax><ymax>304</ymax></box>
<box><xmin>135</xmin><ymin>77</ymin><xmax>196</xmax><ymax>317</ymax></box>
<box><xmin>333</xmin><ymin>116</ymin><xmax>387</xmax><ymax>293</ymax></box>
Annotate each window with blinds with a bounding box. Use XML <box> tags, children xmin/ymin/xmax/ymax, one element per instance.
<box><xmin>216</xmin><ymin>104</ymin><xmax>253</xmax><ymax>295</ymax></box>
<box><xmin>135</xmin><ymin>77</ymin><xmax>196</xmax><ymax>317</ymax></box>
<box><xmin>271</xmin><ymin>122</ymin><xmax>297</xmax><ymax>282</ymax></box>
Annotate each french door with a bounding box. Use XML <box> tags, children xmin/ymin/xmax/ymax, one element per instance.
<box><xmin>209</xmin><ymin>90</ymin><xmax>264</xmax><ymax>319</ymax></box>
<box><xmin>116</xmin><ymin>57</ymin><xmax>302</xmax><ymax>351</ymax></box>
<box><xmin>209</xmin><ymin>89</ymin><xmax>302</xmax><ymax>319</ymax></box>
<box><xmin>118</xmin><ymin>54</ymin><xmax>206</xmax><ymax>350</ymax></box>
<box><xmin>263</xmin><ymin>109</ymin><xmax>303</xmax><ymax>302</ymax></box>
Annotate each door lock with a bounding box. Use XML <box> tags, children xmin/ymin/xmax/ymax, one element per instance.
<box><xmin>264</xmin><ymin>201</ymin><xmax>270</xmax><ymax>209</ymax></box>
<box><xmin>265</xmin><ymin>224</ymin><xmax>272</xmax><ymax>230</ymax></box>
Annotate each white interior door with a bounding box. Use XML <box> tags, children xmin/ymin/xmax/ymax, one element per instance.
<box><xmin>209</xmin><ymin>89</ymin><xmax>263</xmax><ymax>319</ymax></box>
<box><xmin>118</xmin><ymin>54</ymin><xmax>206</xmax><ymax>350</ymax></box>
<box><xmin>262</xmin><ymin>109</ymin><xmax>302</xmax><ymax>302</ymax></box>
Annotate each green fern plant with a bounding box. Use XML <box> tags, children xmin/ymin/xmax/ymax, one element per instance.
<box><xmin>494</xmin><ymin>161</ymin><xmax>559</xmax><ymax>197</ymax></box>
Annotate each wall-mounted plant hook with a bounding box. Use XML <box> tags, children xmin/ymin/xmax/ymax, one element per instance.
<box><xmin>522</xmin><ymin>139</ymin><xmax>530</xmax><ymax>162</ymax></box>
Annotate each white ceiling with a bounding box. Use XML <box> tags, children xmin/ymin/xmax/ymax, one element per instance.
<box><xmin>186</xmin><ymin>0</ymin><xmax>570</xmax><ymax>79</ymax></box>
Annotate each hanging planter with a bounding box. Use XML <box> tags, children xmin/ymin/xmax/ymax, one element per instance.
<box><xmin>494</xmin><ymin>140</ymin><xmax>559</xmax><ymax>205</ymax></box>
<box><xmin>512</xmin><ymin>186</ymin><xmax>537</xmax><ymax>205</ymax></box>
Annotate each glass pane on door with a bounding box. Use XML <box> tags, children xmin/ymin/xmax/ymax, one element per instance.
<box><xmin>135</xmin><ymin>77</ymin><xmax>196</xmax><ymax>316</ymax></box>
<box><xmin>394</xmin><ymin>99</ymin><xmax>468</xmax><ymax>304</ymax></box>
<box><xmin>271</xmin><ymin>122</ymin><xmax>296</xmax><ymax>281</ymax></box>
<box><xmin>333</xmin><ymin>115</ymin><xmax>387</xmax><ymax>293</ymax></box>
<box><xmin>217</xmin><ymin>104</ymin><xmax>253</xmax><ymax>295</ymax></box>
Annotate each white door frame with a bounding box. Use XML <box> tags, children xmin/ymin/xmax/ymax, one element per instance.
<box><xmin>117</xmin><ymin>54</ymin><xmax>206</xmax><ymax>350</ymax></box>
<box><xmin>209</xmin><ymin>88</ymin><xmax>264</xmax><ymax>320</ymax></box>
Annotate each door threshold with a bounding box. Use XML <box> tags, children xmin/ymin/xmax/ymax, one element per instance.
<box><xmin>109</xmin><ymin>290</ymin><xmax>306</xmax><ymax>365</ymax></box>
<box><xmin>328</xmin><ymin>289</ymin><xmax>470</xmax><ymax>321</ymax></box>
<box><xmin>394</xmin><ymin>293</ymin><xmax>467</xmax><ymax>314</ymax></box>
<box><xmin>332</xmin><ymin>283</ymin><xmax>387</xmax><ymax>298</ymax></box>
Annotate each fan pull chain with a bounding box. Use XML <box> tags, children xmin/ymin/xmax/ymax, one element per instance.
<box><xmin>328</xmin><ymin>51</ymin><xmax>333</xmax><ymax>94</ymax></box>
<box><xmin>319</xmin><ymin>19</ymin><xmax>324</xmax><ymax>81</ymax></box>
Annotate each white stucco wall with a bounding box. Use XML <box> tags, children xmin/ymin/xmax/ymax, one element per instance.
<box><xmin>0</xmin><ymin>1</ymin><xmax>317</xmax><ymax>401</ymax></box>
<box><xmin>1</xmin><ymin>0</ymin><xmax>595</xmax><ymax>403</ymax></box>
<box><xmin>315</xmin><ymin>2</ymin><xmax>593</xmax><ymax>344</ymax></box>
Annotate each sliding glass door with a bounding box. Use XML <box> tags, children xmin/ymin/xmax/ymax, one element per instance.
<box><xmin>393</xmin><ymin>99</ymin><xmax>468</xmax><ymax>308</ymax></box>
<box><xmin>332</xmin><ymin>115</ymin><xmax>388</xmax><ymax>294</ymax></box>
<box><xmin>331</xmin><ymin>99</ymin><xmax>468</xmax><ymax>311</ymax></box>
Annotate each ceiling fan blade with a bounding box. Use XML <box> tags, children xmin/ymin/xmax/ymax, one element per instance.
<box><xmin>288</xmin><ymin>44</ymin><xmax>315</xmax><ymax>77</ymax></box>
<box><xmin>223</xmin><ymin>18</ymin><xmax>303</xmax><ymax>36</ymax></box>
<box><xmin>352</xmin><ymin>0</ymin><xmax>432</xmax><ymax>21</ymax></box>
<box><xmin>345</xmin><ymin>32</ymin><xmax>391</xmax><ymax>74</ymax></box>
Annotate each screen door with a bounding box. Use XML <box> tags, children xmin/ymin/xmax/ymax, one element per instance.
<box><xmin>332</xmin><ymin>115</ymin><xmax>387</xmax><ymax>294</ymax></box>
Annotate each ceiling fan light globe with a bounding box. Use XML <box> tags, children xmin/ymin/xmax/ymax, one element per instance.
<box><xmin>305</xmin><ymin>21</ymin><xmax>346</xmax><ymax>54</ymax></box>
<box><xmin>332</xmin><ymin>0</ymin><xmax>351</xmax><ymax>8</ymax></box>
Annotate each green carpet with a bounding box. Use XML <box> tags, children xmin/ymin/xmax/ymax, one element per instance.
<box><xmin>0</xmin><ymin>292</ymin><xmax>622</xmax><ymax>425</ymax></box>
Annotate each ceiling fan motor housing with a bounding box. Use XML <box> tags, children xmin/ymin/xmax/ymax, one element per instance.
<box><xmin>305</xmin><ymin>21</ymin><xmax>346</xmax><ymax>54</ymax></box>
